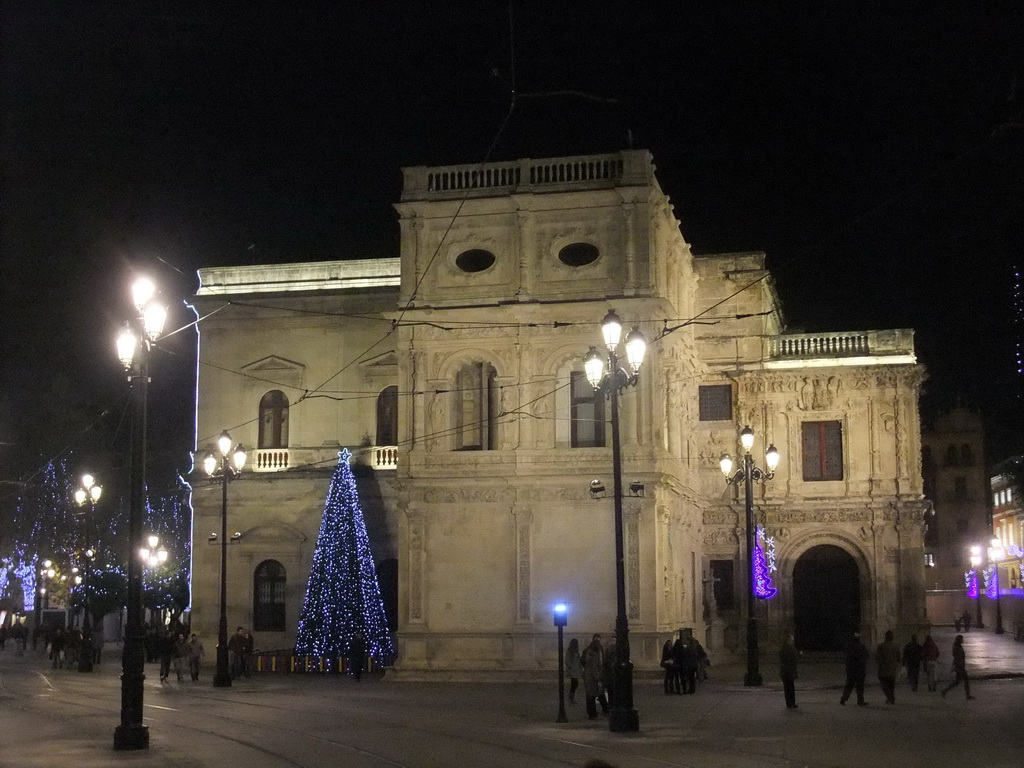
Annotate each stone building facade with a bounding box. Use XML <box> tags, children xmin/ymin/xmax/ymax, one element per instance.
<box><xmin>189</xmin><ymin>150</ymin><xmax>929</xmax><ymax>675</ymax></box>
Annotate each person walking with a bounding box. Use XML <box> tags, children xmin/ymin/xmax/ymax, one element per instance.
<box><xmin>241</xmin><ymin>630</ymin><xmax>255</xmax><ymax>677</ymax></box>
<box><xmin>172</xmin><ymin>632</ymin><xmax>188</xmax><ymax>683</ymax></box>
<box><xmin>227</xmin><ymin>626</ymin><xmax>245</xmax><ymax>679</ymax></box>
<box><xmin>941</xmin><ymin>634</ymin><xmax>974</xmax><ymax>700</ymax></box>
<box><xmin>581</xmin><ymin>634</ymin><xmax>608</xmax><ymax>719</ymax></box>
<box><xmin>779</xmin><ymin>632</ymin><xmax>800</xmax><ymax>709</ymax></box>
<box><xmin>902</xmin><ymin>633</ymin><xmax>923</xmax><ymax>692</ymax></box>
<box><xmin>876</xmin><ymin>630</ymin><xmax>901</xmax><ymax>704</ymax></box>
<box><xmin>921</xmin><ymin>634</ymin><xmax>941</xmax><ymax>692</ymax></box>
<box><xmin>840</xmin><ymin>631</ymin><xmax>869</xmax><ymax>705</ymax></box>
<box><xmin>660</xmin><ymin>638</ymin><xmax>676</xmax><ymax>694</ymax></box>
<box><xmin>962</xmin><ymin>609</ymin><xmax>972</xmax><ymax>632</ymax></box>
<box><xmin>188</xmin><ymin>634</ymin><xmax>205</xmax><ymax>681</ymax></box>
<box><xmin>566</xmin><ymin>638</ymin><xmax>584</xmax><ymax>703</ymax></box>
<box><xmin>349</xmin><ymin>631</ymin><xmax>366</xmax><ymax>681</ymax></box>
<box><xmin>158</xmin><ymin>630</ymin><xmax>174</xmax><ymax>683</ymax></box>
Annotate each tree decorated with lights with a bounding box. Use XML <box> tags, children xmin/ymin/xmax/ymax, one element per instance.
<box><xmin>295</xmin><ymin>450</ymin><xmax>395</xmax><ymax>666</ymax></box>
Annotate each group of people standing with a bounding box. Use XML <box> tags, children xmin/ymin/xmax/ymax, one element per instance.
<box><xmin>659</xmin><ymin>634</ymin><xmax>709</xmax><ymax>695</ymax></box>
<box><xmin>564</xmin><ymin>632</ymin><xmax>711</xmax><ymax>719</ymax></box>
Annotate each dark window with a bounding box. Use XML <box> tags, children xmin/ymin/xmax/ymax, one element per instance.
<box><xmin>570</xmin><ymin>371</ymin><xmax>606</xmax><ymax>447</ymax></box>
<box><xmin>376</xmin><ymin>386</ymin><xmax>398</xmax><ymax>445</ymax></box>
<box><xmin>558</xmin><ymin>242</ymin><xmax>600</xmax><ymax>267</ymax></box>
<box><xmin>253</xmin><ymin>560</ymin><xmax>286</xmax><ymax>632</ymax></box>
<box><xmin>698</xmin><ymin>385</ymin><xmax>733</xmax><ymax>421</ymax></box>
<box><xmin>455</xmin><ymin>249</ymin><xmax>496</xmax><ymax>273</ymax></box>
<box><xmin>258</xmin><ymin>390</ymin><xmax>289</xmax><ymax>449</ymax></box>
<box><xmin>801</xmin><ymin>421</ymin><xmax>844</xmax><ymax>481</ymax></box>
<box><xmin>710</xmin><ymin>559</ymin><xmax>735</xmax><ymax>610</ymax></box>
<box><xmin>953</xmin><ymin>476</ymin><xmax>968</xmax><ymax>500</ymax></box>
<box><xmin>944</xmin><ymin>445</ymin><xmax>959</xmax><ymax>466</ymax></box>
<box><xmin>960</xmin><ymin>444</ymin><xmax>974</xmax><ymax>466</ymax></box>
<box><xmin>455</xmin><ymin>361</ymin><xmax>498</xmax><ymax>450</ymax></box>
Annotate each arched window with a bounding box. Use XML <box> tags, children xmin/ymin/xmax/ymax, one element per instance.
<box><xmin>259</xmin><ymin>391</ymin><xmax>289</xmax><ymax>449</ymax></box>
<box><xmin>454</xmin><ymin>361</ymin><xmax>498</xmax><ymax>450</ymax></box>
<box><xmin>960</xmin><ymin>443</ymin><xmax>974</xmax><ymax>466</ymax></box>
<box><xmin>253</xmin><ymin>560</ymin><xmax>286</xmax><ymax>632</ymax></box>
<box><xmin>570</xmin><ymin>370</ymin><xmax>606</xmax><ymax>447</ymax></box>
<box><xmin>376</xmin><ymin>386</ymin><xmax>398</xmax><ymax>445</ymax></box>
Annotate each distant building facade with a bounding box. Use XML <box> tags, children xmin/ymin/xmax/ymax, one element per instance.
<box><xmin>190</xmin><ymin>150</ymin><xmax>929</xmax><ymax>675</ymax></box>
<box><xmin>921</xmin><ymin>407</ymin><xmax>989</xmax><ymax>590</ymax></box>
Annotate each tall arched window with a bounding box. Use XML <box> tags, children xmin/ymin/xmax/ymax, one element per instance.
<box><xmin>259</xmin><ymin>390</ymin><xmax>289</xmax><ymax>449</ymax></box>
<box><xmin>253</xmin><ymin>560</ymin><xmax>286</xmax><ymax>632</ymax></box>
<box><xmin>454</xmin><ymin>361</ymin><xmax>498</xmax><ymax>450</ymax></box>
<box><xmin>376</xmin><ymin>386</ymin><xmax>398</xmax><ymax>445</ymax></box>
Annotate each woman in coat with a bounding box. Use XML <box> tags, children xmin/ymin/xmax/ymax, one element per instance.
<box><xmin>565</xmin><ymin>638</ymin><xmax>583</xmax><ymax>703</ymax></box>
<box><xmin>581</xmin><ymin>634</ymin><xmax>608</xmax><ymax>719</ymax></box>
<box><xmin>921</xmin><ymin>634</ymin><xmax>941</xmax><ymax>692</ymax></box>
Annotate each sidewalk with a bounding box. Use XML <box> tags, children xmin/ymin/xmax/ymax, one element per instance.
<box><xmin>703</xmin><ymin>625</ymin><xmax>1024</xmax><ymax>689</ymax></box>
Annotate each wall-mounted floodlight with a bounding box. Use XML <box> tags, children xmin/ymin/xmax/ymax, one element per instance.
<box><xmin>629</xmin><ymin>482</ymin><xmax>645</xmax><ymax>497</ymax></box>
<box><xmin>590</xmin><ymin>479</ymin><xmax>606</xmax><ymax>499</ymax></box>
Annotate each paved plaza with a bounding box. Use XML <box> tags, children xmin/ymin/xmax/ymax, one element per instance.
<box><xmin>1</xmin><ymin>626</ymin><xmax>1022</xmax><ymax>768</ymax></box>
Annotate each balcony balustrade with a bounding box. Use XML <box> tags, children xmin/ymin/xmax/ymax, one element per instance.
<box><xmin>251</xmin><ymin>446</ymin><xmax>398</xmax><ymax>473</ymax></box>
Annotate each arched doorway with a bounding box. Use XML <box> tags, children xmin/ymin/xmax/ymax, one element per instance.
<box><xmin>793</xmin><ymin>545</ymin><xmax>861</xmax><ymax>651</ymax></box>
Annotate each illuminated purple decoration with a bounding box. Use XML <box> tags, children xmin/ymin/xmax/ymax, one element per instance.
<box><xmin>965</xmin><ymin>569</ymin><xmax>978</xmax><ymax>599</ymax></box>
<box><xmin>983</xmin><ymin>567</ymin><xmax>998</xmax><ymax>600</ymax></box>
<box><xmin>752</xmin><ymin>527</ymin><xmax>777</xmax><ymax>599</ymax></box>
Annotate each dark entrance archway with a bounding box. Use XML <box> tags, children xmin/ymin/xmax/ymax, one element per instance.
<box><xmin>793</xmin><ymin>545</ymin><xmax>861</xmax><ymax>651</ymax></box>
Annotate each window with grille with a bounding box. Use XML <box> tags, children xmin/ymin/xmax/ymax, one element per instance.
<box><xmin>253</xmin><ymin>560</ymin><xmax>286</xmax><ymax>632</ymax></box>
<box><xmin>698</xmin><ymin>385</ymin><xmax>733</xmax><ymax>421</ymax></box>
<box><xmin>801</xmin><ymin>420</ymin><xmax>844</xmax><ymax>481</ymax></box>
<box><xmin>570</xmin><ymin>371</ymin><xmax>606</xmax><ymax>447</ymax></box>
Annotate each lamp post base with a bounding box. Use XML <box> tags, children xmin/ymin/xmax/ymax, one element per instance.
<box><xmin>213</xmin><ymin>670</ymin><xmax>232</xmax><ymax>688</ymax></box>
<box><xmin>609</xmin><ymin>707</ymin><xmax>640</xmax><ymax>732</ymax></box>
<box><xmin>113</xmin><ymin>723</ymin><xmax>150</xmax><ymax>751</ymax></box>
<box><xmin>743</xmin><ymin>671</ymin><xmax>764</xmax><ymax>687</ymax></box>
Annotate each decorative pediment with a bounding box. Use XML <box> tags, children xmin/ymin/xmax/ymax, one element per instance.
<box><xmin>239</xmin><ymin>522</ymin><xmax>308</xmax><ymax>544</ymax></box>
<box><xmin>360</xmin><ymin>351</ymin><xmax>398</xmax><ymax>369</ymax></box>
<box><xmin>241</xmin><ymin>356</ymin><xmax>305</xmax><ymax>391</ymax></box>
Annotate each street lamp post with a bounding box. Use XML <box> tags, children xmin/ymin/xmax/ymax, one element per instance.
<box><xmin>584</xmin><ymin>309</ymin><xmax>646</xmax><ymax>733</ymax></box>
<box><xmin>970</xmin><ymin>546</ymin><xmax>985</xmax><ymax>630</ymax></box>
<box><xmin>553</xmin><ymin>603</ymin><xmax>568</xmax><ymax>723</ymax></box>
<box><xmin>204</xmin><ymin>431</ymin><xmax>247</xmax><ymax>688</ymax></box>
<box><xmin>74</xmin><ymin>474</ymin><xmax>102</xmax><ymax>673</ymax></box>
<box><xmin>988</xmin><ymin>538</ymin><xmax>1005</xmax><ymax>635</ymax></box>
<box><xmin>114</xmin><ymin>277</ymin><xmax>166</xmax><ymax>751</ymax></box>
<box><xmin>720</xmin><ymin>426</ymin><xmax>780</xmax><ymax>688</ymax></box>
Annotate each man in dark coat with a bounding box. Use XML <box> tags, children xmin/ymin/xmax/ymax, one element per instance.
<box><xmin>902</xmin><ymin>634</ymin><xmax>923</xmax><ymax>692</ymax></box>
<box><xmin>839</xmin><ymin>631</ymin><xmax>869</xmax><ymax>705</ymax></box>
<box><xmin>779</xmin><ymin>633</ymin><xmax>799</xmax><ymax>709</ymax></box>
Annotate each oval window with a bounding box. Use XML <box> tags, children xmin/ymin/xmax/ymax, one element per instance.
<box><xmin>455</xmin><ymin>249</ymin><xmax>496</xmax><ymax>273</ymax></box>
<box><xmin>558</xmin><ymin>243</ymin><xmax>599</xmax><ymax>267</ymax></box>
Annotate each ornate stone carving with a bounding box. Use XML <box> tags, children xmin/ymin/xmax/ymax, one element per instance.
<box><xmin>798</xmin><ymin>376</ymin><xmax>841</xmax><ymax>411</ymax></box>
<box><xmin>698</xmin><ymin>432</ymin><xmax>727</xmax><ymax>468</ymax></box>
<box><xmin>626</xmin><ymin>511</ymin><xmax>640</xmax><ymax>620</ymax></box>
<box><xmin>703</xmin><ymin>528</ymin><xmax>737</xmax><ymax>546</ymax></box>
<box><xmin>517</xmin><ymin>518</ymin><xmax>531</xmax><ymax>621</ymax></box>
<box><xmin>773</xmin><ymin>509</ymin><xmax>871</xmax><ymax>524</ymax></box>
<box><xmin>703</xmin><ymin>509</ymin><xmax>735</xmax><ymax>525</ymax></box>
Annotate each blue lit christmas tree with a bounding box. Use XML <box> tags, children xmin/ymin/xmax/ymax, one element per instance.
<box><xmin>295</xmin><ymin>450</ymin><xmax>395</xmax><ymax>666</ymax></box>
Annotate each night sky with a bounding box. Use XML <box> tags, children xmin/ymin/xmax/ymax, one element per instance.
<box><xmin>1</xmin><ymin>2</ymin><xmax>1022</xmax><ymax>495</ymax></box>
